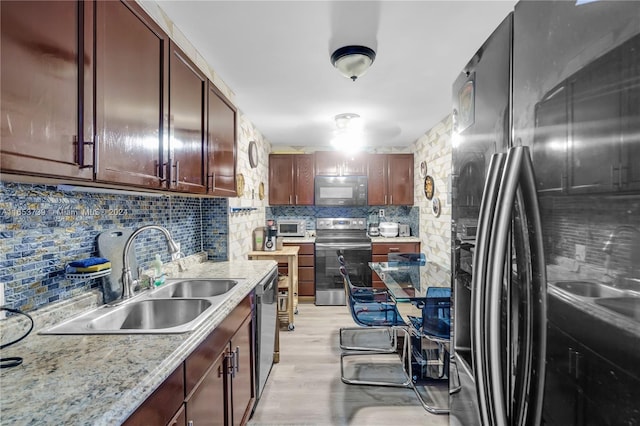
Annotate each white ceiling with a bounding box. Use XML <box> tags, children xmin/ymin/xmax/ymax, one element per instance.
<box><xmin>154</xmin><ymin>1</ymin><xmax>516</xmax><ymax>150</ymax></box>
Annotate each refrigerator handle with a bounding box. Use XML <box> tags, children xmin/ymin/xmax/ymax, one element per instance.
<box><xmin>485</xmin><ymin>148</ymin><xmax>522</xmax><ymax>426</ymax></box>
<box><xmin>485</xmin><ymin>147</ymin><xmax>547</xmax><ymax>426</ymax></box>
<box><xmin>517</xmin><ymin>147</ymin><xmax>548</xmax><ymax>425</ymax></box>
<box><xmin>471</xmin><ymin>152</ymin><xmax>506</xmax><ymax>426</ymax></box>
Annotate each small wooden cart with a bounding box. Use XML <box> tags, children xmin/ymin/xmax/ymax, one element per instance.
<box><xmin>248</xmin><ymin>246</ymin><xmax>299</xmax><ymax>331</ymax></box>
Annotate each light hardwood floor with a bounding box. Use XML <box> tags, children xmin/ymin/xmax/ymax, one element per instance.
<box><xmin>248</xmin><ymin>303</ymin><xmax>450</xmax><ymax>426</ymax></box>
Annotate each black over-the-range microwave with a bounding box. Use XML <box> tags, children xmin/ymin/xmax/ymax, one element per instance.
<box><xmin>314</xmin><ymin>176</ymin><xmax>367</xmax><ymax>206</ymax></box>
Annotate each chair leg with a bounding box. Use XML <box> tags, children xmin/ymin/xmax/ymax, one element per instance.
<box><xmin>340</xmin><ymin>327</ymin><xmax>413</xmax><ymax>388</ymax></box>
<box><xmin>339</xmin><ymin>326</ymin><xmax>396</xmax><ymax>352</ymax></box>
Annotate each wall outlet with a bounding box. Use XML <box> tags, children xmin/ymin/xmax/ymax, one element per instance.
<box><xmin>379</xmin><ymin>209</ymin><xmax>385</xmax><ymax>218</ymax></box>
<box><xmin>575</xmin><ymin>244</ymin><xmax>586</xmax><ymax>262</ymax></box>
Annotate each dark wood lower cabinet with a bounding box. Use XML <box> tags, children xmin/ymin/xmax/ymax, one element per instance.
<box><xmin>125</xmin><ymin>295</ymin><xmax>255</xmax><ymax>426</ymax></box>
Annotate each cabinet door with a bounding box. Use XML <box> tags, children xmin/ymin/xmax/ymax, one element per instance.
<box><xmin>269</xmin><ymin>155</ymin><xmax>294</xmax><ymax>205</ymax></box>
<box><xmin>367</xmin><ymin>154</ymin><xmax>387</xmax><ymax>205</ymax></box>
<box><xmin>208</xmin><ymin>84</ymin><xmax>237</xmax><ymax>196</ymax></box>
<box><xmin>569</xmin><ymin>51</ymin><xmax>622</xmax><ymax>193</ymax></box>
<box><xmin>186</xmin><ymin>351</ymin><xmax>227</xmax><ymax>426</ymax></box>
<box><xmin>95</xmin><ymin>0</ymin><xmax>168</xmax><ymax>188</ymax></box>
<box><xmin>532</xmin><ymin>85</ymin><xmax>568</xmax><ymax>193</ymax></box>
<box><xmin>315</xmin><ymin>151</ymin><xmax>365</xmax><ymax>176</ymax></box>
<box><xmin>231</xmin><ymin>317</ymin><xmax>254</xmax><ymax>426</ymax></box>
<box><xmin>294</xmin><ymin>154</ymin><xmax>315</xmax><ymax>205</ymax></box>
<box><xmin>314</xmin><ymin>151</ymin><xmax>340</xmax><ymax>176</ymax></box>
<box><xmin>387</xmin><ymin>154</ymin><xmax>414</xmax><ymax>205</ymax></box>
<box><xmin>1</xmin><ymin>0</ymin><xmax>93</xmax><ymax>179</ymax></box>
<box><xmin>621</xmin><ymin>35</ymin><xmax>640</xmax><ymax>190</ymax></box>
<box><xmin>169</xmin><ymin>42</ymin><xmax>206</xmax><ymax>194</ymax></box>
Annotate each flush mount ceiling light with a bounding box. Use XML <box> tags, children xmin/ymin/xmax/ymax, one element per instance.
<box><xmin>330</xmin><ymin>45</ymin><xmax>376</xmax><ymax>81</ymax></box>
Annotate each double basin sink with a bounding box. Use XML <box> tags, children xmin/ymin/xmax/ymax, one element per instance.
<box><xmin>550</xmin><ymin>280</ymin><xmax>640</xmax><ymax>321</ymax></box>
<box><xmin>41</xmin><ymin>278</ymin><xmax>244</xmax><ymax>334</ymax></box>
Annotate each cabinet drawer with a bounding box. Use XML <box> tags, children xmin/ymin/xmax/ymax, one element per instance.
<box><xmin>299</xmin><ymin>255</ymin><xmax>314</xmax><ymax>267</ymax></box>
<box><xmin>299</xmin><ymin>267</ymin><xmax>315</xmax><ymax>282</ymax></box>
<box><xmin>283</xmin><ymin>242</ymin><xmax>314</xmax><ymax>255</ymax></box>
<box><xmin>298</xmin><ymin>281</ymin><xmax>315</xmax><ymax>297</ymax></box>
<box><xmin>372</xmin><ymin>242</ymin><xmax>419</xmax><ymax>255</ymax></box>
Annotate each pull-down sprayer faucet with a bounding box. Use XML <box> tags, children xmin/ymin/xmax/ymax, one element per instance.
<box><xmin>121</xmin><ymin>225</ymin><xmax>180</xmax><ymax>300</ymax></box>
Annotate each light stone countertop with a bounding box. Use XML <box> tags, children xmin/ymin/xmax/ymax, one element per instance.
<box><xmin>0</xmin><ymin>258</ymin><xmax>277</xmax><ymax>425</ymax></box>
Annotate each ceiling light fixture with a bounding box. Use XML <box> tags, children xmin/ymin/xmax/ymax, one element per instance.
<box><xmin>330</xmin><ymin>45</ymin><xmax>376</xmax><ymax>81</ymax></box>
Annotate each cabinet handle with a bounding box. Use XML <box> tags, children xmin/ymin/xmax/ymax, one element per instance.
<box><xmin>295</xmin><ymin>194</ymin><xmax>298</xmax><ymax>204</ymax></box>
<box><xmin>384</xmin><ymin>195</ymin><xmax>387</xmax><ymax>204</ymax></box>
<box><xmin>94</xmin><ymin>135</ymin><xmax>100</xmax><ymax>175</ymax></box>
<box><xmin>389</xmin><ymin>248</ymin><xmax>400</xmax><ymax>252</ymax></box>
<box><xmin>172</xmin><ymin>160</ymin><xmax>180</xmax><ymax>186</ymax></box>
<box><xmin>569</xmin><ymin>348</ymin><xmax>582</xmax><ymax>380</ymax></box>
<box><xmin>390</xmin><ymin>195</ymin><xmax>393</xmax><ymax>204</ymax></box>
<box><xmin>208</xmin><ymin>173</ymin><xmax>215</xmax><ymax>190</ymax></box>
<box><xmin>234</xmin><ymin>346</ymin><xmax>240</xmax><ymax>374</ymax></box>
<box><xmin>187</xmin><ymin>421</ymin><xmax>194</xmax><ymax>426</ymax></box>
<box><xmin>289</xmin><ymin>195</ymin><xmax>293</xmax><ymax>205</ymax></box>
<box><xmin>227</xmin><ymin>350</ymin><xmax>235</xmax><ymax>378</ymax></box>
<box><xmin>619</xmin><ymin>164</ymin><xmax>626</xmax><ymax>188</ymax></box>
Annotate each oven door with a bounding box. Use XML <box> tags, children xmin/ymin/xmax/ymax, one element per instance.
<box><xmin>314</xmin><ymin>242</ymin><xmax>372</xmax><ymax>306</ymax></box>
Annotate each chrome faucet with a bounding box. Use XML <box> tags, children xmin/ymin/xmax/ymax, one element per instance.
<box><xmin>602</xmin><ymin>224</ymin><xmax>640</xmax><ymax>280</ymax></box>
<box><xmin>121</xmin><ymin>225</ymin><xmax>180</xmax><ymax>300</ymax></box>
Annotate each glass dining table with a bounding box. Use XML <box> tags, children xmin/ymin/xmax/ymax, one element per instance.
<box><xmin>368</xmin><ymin>260</ymin><xmax>454</xmax><ymax>414</ymax></box>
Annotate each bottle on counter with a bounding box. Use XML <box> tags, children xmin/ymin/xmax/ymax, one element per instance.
<box><xmin>152</xmin><ymin>254</ymin><xmax>165</xmax><ymax>287</ymax></box>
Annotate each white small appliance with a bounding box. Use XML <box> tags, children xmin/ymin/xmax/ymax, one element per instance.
<box><xmin>399</xmin><ymin>224</ymin><xmax>410</xmax><ymax>237</ymax></box>
<box><xmin>379</xmin><ymin>222</ymin><xmax>399</xmax><ymax>238</ymax></box>
<box><xmin>277</xmin><ymin>219</ymin><xmax>307</xmax><ymax>237</ymax></box>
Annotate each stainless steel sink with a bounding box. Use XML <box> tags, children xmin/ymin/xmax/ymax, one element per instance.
<box><xmin>41</xmin><ymin>277</ymin><xmax>246</xmax><ymax>335</ymax></box>
<box><xmin>87</xmin><ymin>299</ymin><xmax>212</xmax><ymax>331</ymax></box>
<box><xmin>149</xmin><ymin>279</ymin><xmax>238</xmax><ymax>298</ymax></box>
<box><xmin>594</xmin><ymin>297</ymin><xmax>640</xmax><ymax>321</ymax></box>
<box><xmin>551</xmin><ymin>281</ymin><xmax>626</xmax><ymax>298</ymax></box>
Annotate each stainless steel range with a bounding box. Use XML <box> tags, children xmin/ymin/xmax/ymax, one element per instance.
<box><xmin>314</xmin><ymin>217</ymin><xmax>371</xmax><ymax>306</ymax></box>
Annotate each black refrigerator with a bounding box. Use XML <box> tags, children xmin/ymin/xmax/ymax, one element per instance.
<box><xmin>451</xmin><ymin>2</ymin><xmax>640</xmax><ymax>425</ymax></box>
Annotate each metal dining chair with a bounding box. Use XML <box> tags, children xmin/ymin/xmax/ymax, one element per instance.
<box><xmin>407</xmin><ymin>286</ymin><xmax>454</xmax><ymax>414</ymax></box>
<box><xmin>338</xmin><ymin>261</ymin><xmax>413</xmax><ymax>388</ymax></box>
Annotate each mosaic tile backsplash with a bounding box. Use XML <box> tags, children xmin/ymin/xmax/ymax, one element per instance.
<box><xmin>0</xmin><ymin>182</ymin><xmax>228</xmax><ymax>312</ymax></box>
<box><xmin>266</xmin><ymin>205</ymin><xmax>420</xmax><ymax>236</ymax></box>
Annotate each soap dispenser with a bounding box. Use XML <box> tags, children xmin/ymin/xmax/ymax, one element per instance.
<box><xmin>152</xmin><ymin>254</ymin><xmax>165</xmax><ymax>287</ymax></box>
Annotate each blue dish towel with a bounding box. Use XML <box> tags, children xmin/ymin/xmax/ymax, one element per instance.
<box><xmin>68</xmin><ymin>257</ymin><xmax>110</xmax><ymax>268</ymax></box>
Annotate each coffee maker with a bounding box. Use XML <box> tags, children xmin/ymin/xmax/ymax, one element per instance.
<box><xmin>264</xmin><ymin>220</ymin><xmax>277</xmax><ymax>251</ymax></box>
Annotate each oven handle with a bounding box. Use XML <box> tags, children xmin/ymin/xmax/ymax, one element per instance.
<box><xmin>315</xmin><ymin>242</ymin><xmax>372</xmax><ymax>250</ymax></box>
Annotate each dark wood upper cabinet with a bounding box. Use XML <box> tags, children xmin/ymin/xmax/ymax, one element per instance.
<box><xmin>387</xmin><ymin>154</ymin><xmax>414</xmax><ymax>205</ymax></box>
<box><xmin>315</xmin><ymin>151</ymin><xmax>366</xmax><ymax>176</ymax></box>
<box><xmin>269</xmin><ymin>154</ymin><xmax>314</xmax><ymax>205</ymax></box>
<box><xmin>367</xmin><ymin>154</ymin><xmax>388</xmax><ymax>205</ymax></box>
<box><xmin>367</xmin><ymin>154</ymin><xmax>414</xmax><ymax>206</ymax></box>
<box><xmin>207</xmin><ymin>84</ymin><xmax>237</xmax><ymax>196</ymax></box>
<box><xmin>1</xmin><ymin>0</ymin><xmax>94</xmax><ymax>179</ymax></box>
<box><xmin>169</xmin><ymin>42</ymin><xmax>206</xmax><ymax>194</ymax></box>
<box><xmin>95</xmin><ymin>0</ymin><xmax>169</xmax><ymax>189</ymax></box>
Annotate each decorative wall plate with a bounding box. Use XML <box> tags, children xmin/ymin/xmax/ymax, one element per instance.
<box><xmin>248</xmin><ymin>141</ymin><xmax>258</xmax><ymax>168</ymax></box>
<box><xmin>258</xmin><ymin>182</ymin><xmax>265</xmax><ymax>200</ymax></box>
<box><xmin>432</xmin><ymin>197</ymin><xmax>441</xmax><ymax>217</ymax></box>
<box><xmin>236</xmin><ymin>173</ymin><xmax>245</xmax><ymax>197</ymax></box>
<box><xmin>424</xmin><ymin>175</ymin><xmax>434</xmax><ymax>200</ymax></box>
<box><xmin>419</xmin><ymin>161</ymin><xmax>427</xmax><ymax>178</ymax></box>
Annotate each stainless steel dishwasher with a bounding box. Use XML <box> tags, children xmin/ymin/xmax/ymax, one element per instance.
<box><xmin>255</xmin><ymin>267</ymin><xmax>278</xmax><ymax>400</ymax></box>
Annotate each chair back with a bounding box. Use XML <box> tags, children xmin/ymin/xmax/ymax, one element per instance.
<box><xmin>422</xmin><ymin>287</ymin><xmax>451</xmax><ymax>339</ymax></box>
